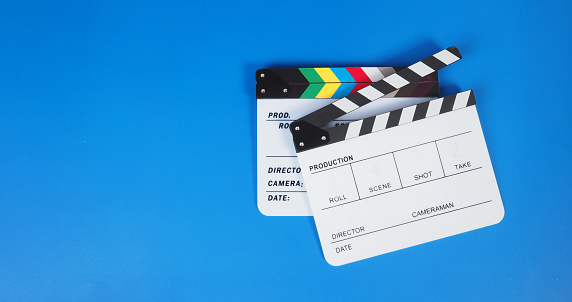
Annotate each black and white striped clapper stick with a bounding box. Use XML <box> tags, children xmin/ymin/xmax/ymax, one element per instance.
<box><xmin>326</xmin><ymin>90</ymin><xmax>476</xmax><ymax>144</ymax></box>
<box><xmin>290</xmin><ymin>46</ymin><xmax>463</xmax><ymax>152</ymax></box>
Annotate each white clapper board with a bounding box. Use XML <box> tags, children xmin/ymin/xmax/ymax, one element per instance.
<box><xmin>290</xmin><ymin>47</ymin><xmax>504</xmax><ymax>266</ymax></box>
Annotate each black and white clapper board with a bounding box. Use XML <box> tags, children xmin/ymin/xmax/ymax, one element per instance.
<box><xmin>290</xmin><ymin>47</ymin><xmax>504</xmax><ymax>266</ymax></box>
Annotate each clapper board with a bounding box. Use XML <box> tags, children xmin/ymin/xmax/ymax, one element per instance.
<box><xmin>257</xmin><ymin>67</ymin><xmax>439</xmax><ymax>216</ymax></box>
<box><xmin>290</xmin><ymin>47</ymin><xmax>504</xmax><ymax>266</ymax></box>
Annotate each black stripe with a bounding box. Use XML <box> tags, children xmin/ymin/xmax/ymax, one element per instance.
<box><xmin>346</xmin><ymin>91</ymin><xmax>371</xmax><ymax>106</ymax></box>
<box><xmin>257</xmin><ymin>83</ymin><xmax>306</xmax><ymax>99</ymax></box>
<box><xmin>422</xmin><ymin>56</ymin><xmax>447</xmax><ymax>71</ymax></box>
<box><xmin>446</xmin><ymin>47</ymin><xmax>462</xmax><ymax>59</ymax></box>
<box><xmin>272</xmin><ymin>68</ymin><xmax>309</xmax><ymax>84</ymax></box>
<box><xmin>359</xmin><ymin>116</ymin><xmax>375</xmax><ymax>136</ymax></box>
<box><xmin>371</xmin><ymin>80</ymin><xmax>398</xmax><ymax>95</ymax></box>
<box><xmin>301</xmin><ymin>104</ymin><xmax>347</xmax><ymax>127</ymax></box>
<box><xmin>413</xmin><ymin>101</ymin><xmax>430</xmax><ymax>121</ymax></box>
<box><xmin>386</xmin><ymin>109</ymin><xmax>402</xmax><ymax>128</ymax></box>
<box><xmin>467</xmin><ymin>90</ymin><xmax>476</xmax><ymax>106</ymax></box>
<box><xmin>285</xmin><ymin>83</ymin><xmax>307</xmax><ymax>98</ymax></box>
<box><xmin>327</xmin><ymin>124</ymin><xmax>349</xmax><ymax>144</ymax></box>
<box><xmin>397</xmin><ymin>68</ymin><xmax>421</xmax><ymax>83</ymax></box>
<box><xmin>440</xmin><ymin>95</ymin><xmax>456</xmax><ymax>113</ymax></box>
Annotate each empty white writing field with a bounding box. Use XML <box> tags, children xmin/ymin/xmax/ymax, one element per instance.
<box><xmin>306</xmin><ymin>165</ymin><xmax>360</xmax><ymax>210</ymax></box>
<box><xmin>351</xmin><ymin>154</ymin><xmax>402</xmax><ymax>199</ymax></box>
<box><xmin>297</xmin><ymin>106</ymin><xmax>504</xmax><ymax>265</ymax></box>
<box><xmin>393</xmin><ymin>142</ymin><xmax>445</xmax><ymax>187</ymax></box>
<box><xmin>436</xmin><ymin>132</ymin><xmax>485</xmax><ymax>176</ymax></box>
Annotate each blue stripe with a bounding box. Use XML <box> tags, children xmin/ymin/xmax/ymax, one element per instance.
<box><xmin>332</xmin><ymin>83</ymin><xmax>356</xmax><ymax>98</ymax></box>
<box><xmin>331</xmin><ymin>68</ymin><xmax>355</xmax><ymax>82</ymax></box>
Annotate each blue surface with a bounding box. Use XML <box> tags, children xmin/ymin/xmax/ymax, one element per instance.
<box><xmin>1</xmin><ymin>0</ymin><xmax>571</xmax><ymax>301</ymax></box>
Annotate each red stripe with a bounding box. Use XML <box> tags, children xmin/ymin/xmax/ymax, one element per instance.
<box><xmin>349</xmin><ymin>82</ymin><xmax>371</xmax><ymax>94</ymax></box>
<box><xmin>346</xmin><ymin>67</ymin><xmax>371</xmax><ymax>82</ymax></box>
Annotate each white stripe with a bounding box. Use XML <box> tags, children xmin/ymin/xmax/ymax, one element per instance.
<box><xmin>362</xmin><ymin>67</ymin><xmax>384</xmax><ymax>82</ymax></box>
<box><xmin>383</xmin><ymin>74</ymin><xmax>410</xmax><ymax>89</ymax></box>
<box><xmin>358</xmin><ymin>85</ymin><xmax>384</xmax><ymax>100</ymax></box>
<box><xmin>408</xmin><ymin>62</ymin><xmax>434</xmax><ymax>77</ymax></box>
<box><xmin>345</xmin><ymin>120</ymin><xmax>363</xmax><ymax>140</ymax></box>
<box><xmin>426</xmin><ymin>97</ymin><xmax>444</xmax><ymax>117</ymax></box>
<box><xmin>452</xmin><ymin>91</ymin><xmax>471</xmax><ymax>110</ymax></box>
<box><xmin>332</xmin><ymin>97</ymin><xmax>359</xmax><ymax>113</ymax></box>
<box><xmin>372</xmin><ymin>113</ymin><xmax>390</xmax><ymax>132</ymax></box>
<box><xmin>399</xmin><ymin>105</ymin><xmax>416</xmax><ymax>125</ymax></box>
<box><xmin>433</xmin><ymin>49</ymin><xmax>460</xmax><ymax>65</ymax></box>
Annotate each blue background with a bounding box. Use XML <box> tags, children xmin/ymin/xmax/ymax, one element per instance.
<box><xmin>1</xmin><ymin>0</ymin><xmax>571</xmax><ymax>301</ymax></box>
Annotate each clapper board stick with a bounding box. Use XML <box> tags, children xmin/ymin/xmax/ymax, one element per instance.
<box><xmin>256</xmin><ymin>67</ymin><xmax>439</xmax><ymax>99</ymax></box>
<box><xmin>291</xmin><ymin>46</ymin><xmax>462</xmax><ymax>152</ymax></box>
<box><xmin>326</xmin><ymin>90</ymin><xmax>476</xmax><ymax>144</ymax></box>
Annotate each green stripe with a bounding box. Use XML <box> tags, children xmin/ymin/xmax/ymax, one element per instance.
<box><xmin>299</xmin><ymin>68</ymin><xmax>323</xmax><ymax>83</ymax></box>
<box><xmin>300</xmin><ymin>84</ymin><xmax>324</xmax><ymax>98</ymax></box>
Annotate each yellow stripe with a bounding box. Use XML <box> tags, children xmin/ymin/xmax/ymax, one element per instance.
<box><xmin>314</xmin><ymin>68</ymin><xmax>340</xmax><ymax>82</ymax></box>
<box><xmin>316</xmin><ymin>83</ymin><xmax>342</xmax><ymax>98</ymax></box>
